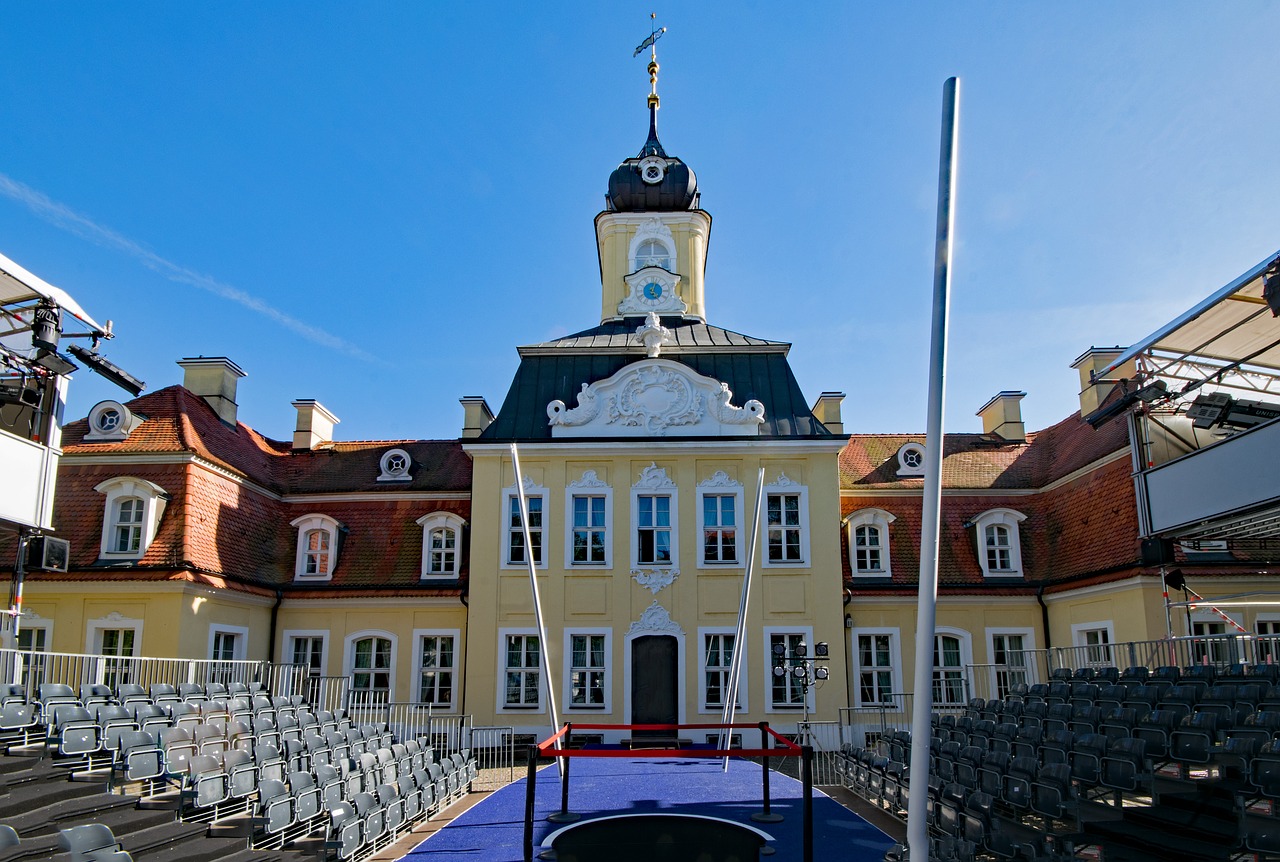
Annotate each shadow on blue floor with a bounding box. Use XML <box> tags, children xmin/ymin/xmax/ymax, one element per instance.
<box><xmin>401</xmin><ymin>756</ymin><xmax>893</xmax><ymax>862</ymax></box>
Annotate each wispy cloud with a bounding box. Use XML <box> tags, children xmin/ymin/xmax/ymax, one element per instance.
<box><xmin>0</xmin><ymin>173</ymin><xmax>376</xmax><ymax>362</ymax></box>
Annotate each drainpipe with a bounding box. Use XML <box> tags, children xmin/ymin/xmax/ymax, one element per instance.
<box><xmin>459</xmin><ymin>589</ymin><xmax>469</xmax><ymax>714</ymax></box>
<box><xmin>267</xmin><ymin>589</ymin><xmax>283</xmax><ymax>662</ymax></box>
<box><xmin>1036</xmin><ymin>582</ymin><xmax>1051</xmax><ymax>649</ymax></box>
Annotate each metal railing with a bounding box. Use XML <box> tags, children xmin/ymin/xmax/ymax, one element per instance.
<box><xmin>797</xmin><ymin>720</ymin><xmax>844</xmax><ymax>785</ymax></box>
<box><xmin>0</xmin><ymin>647</ymin><xmax>306</xmax><ymax>700</ymax></box>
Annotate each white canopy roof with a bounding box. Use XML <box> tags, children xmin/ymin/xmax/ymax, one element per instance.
<box><xmin>1101</xmin><ymin>249</ymin><xmax>1280</xmax><ymax>378</ymax></box>
<box><xmin>0</xmin><ymin>250</ymin><xmax>105</xmax><ymax>333</ymax></box>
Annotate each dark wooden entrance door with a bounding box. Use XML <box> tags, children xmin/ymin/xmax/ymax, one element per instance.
<box><xmin>631</xmin><ymin>635</ymin><xmax>678</xmax><ymax>736</ymax></box>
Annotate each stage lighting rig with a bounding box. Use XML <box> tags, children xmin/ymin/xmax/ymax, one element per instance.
<box><xmin>67</xmin><ymin>345</ymin><xmax>145</xmax><ymax>397</ymax></box>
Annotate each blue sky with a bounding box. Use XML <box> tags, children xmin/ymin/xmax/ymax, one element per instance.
<box><xmin>2</xmin><ymin>4</ymin><xmax>1278</xmax><ymax>442</ymax></box>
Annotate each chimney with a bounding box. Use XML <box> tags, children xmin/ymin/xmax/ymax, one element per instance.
<box><xmin>292</xmin><ymin>400</ymin><xmax>340</xmax><ymax>450</ymax></box>
<box><xmin>977</xmin><ymin>391</ymin><xmax>1027</xmax><ymax>441</ymax></box>
<box><xmin>812</xmin><ymin>391</ymin><xmax>846</xmax><ymax>435</ymax></box>
<box><xmin>459</xmin><ymin>396</ymin><xmax>494</xmax><ymax>439</ymax></box>
<box><xmin>1071</xmin><ymin>347</ymin><xmax>1137</xmax><ymax>417</ymax></box>
<box><xmin>177</xmin><ymin>357</ymin><xmax>246</xmax><ymax>426</ymax></box>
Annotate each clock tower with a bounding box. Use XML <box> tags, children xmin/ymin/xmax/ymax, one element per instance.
<box><xmin>595</xmin><ymin>53</ymin><xmax>711</xmax><ymax>323</ymax></box>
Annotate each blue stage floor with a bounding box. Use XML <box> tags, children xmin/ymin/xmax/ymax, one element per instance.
<box><xmin>401</xmin><ymin>755</ymin><xmax>894</xmax><ymax>862</ymax></box>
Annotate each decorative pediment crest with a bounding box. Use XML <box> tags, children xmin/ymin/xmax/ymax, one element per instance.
<box><xmin>634</xmin><ymin>312</ymin><xmax>673</xmax><ymax>357</ymax></box>
<box><xmin>567</xmin><ymin>470</ymin><xmax>609</xmax><ymax>490</ymax></box>
<box><xmin>632</xmin><ymin>568</ymin><xmax>680</xmax><ymax>595</ymax></box>
<box><xmin>627</xmin><ymin>601</ymin><xmax>684</xmax><ymax>636</ymax></box>
<box><xmin>547</xmin><ymin>359</ymin><xmax>766</xmax><ymax>438</ymax></box>
<box><xmin>698</xmin><ymin>470</ymin><xmax>742</xmax><ymax>490</ymax></box>
<box><xmin>633</xmin><ymin>463</ymin><xmax>675</xmax><ymax>491</ymax></box>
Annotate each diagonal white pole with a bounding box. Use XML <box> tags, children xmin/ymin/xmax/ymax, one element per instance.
<box><xmin>510</xmin><ymin>443</ymin><xmax>564</xmax><ymax>777</ymax></box>
<box><xmin>721</xmin><ymin>467</ymin><xmax>767</xmax><ymax>769</ymax></box>
<box><xmin>907</xmin><ymin>76</ymin><xmax>959</xmax><ymax>862</ymax></box>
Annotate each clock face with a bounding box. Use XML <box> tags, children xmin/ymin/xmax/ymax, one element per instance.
<box><xmin>643</xmin><ymin>282</ymin><xmax>663</xmax><ymax>301</ymax></box>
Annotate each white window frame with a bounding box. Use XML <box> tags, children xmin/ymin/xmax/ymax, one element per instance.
<box><xmin>412</xmin><ymin>628</ymin><xmax>460</xmax><ymax>712</ymax></box>
<box><xmin>627</xmin><ymin>226</ymin><xmax>676</xmax><ymax>273</ymax></box>
<box><xmin>1256</xmin><ymin>615</ymin><xmax>1280</xmax><ymax>663</ymax></box>
<box><xmin>343</xmin><ymin>630</ymin><xmax>397</xmax><ymax>703</ymax></box>
<box><xmin>497</xmin><ymin>627</ymin><xmax>544</xmax><ymax>714</ymax></box>
<box><xmin>631</xmin><ymin>464</ymin><xmax>678</xmax><ymax>570</ymax></box>
<box><xmin>846</xmin><ymin>508</ymin><xmax>895</xmax><ymax>578</ymax></box>
<box><xmin>985</xmin><ymin>627</ymin><xmax>1037</xmax><ymax>699</ymax></box>
<box><xmin>762</xmin><ymin>475</ymin><xmax>809</xmax><ymax>569</ymax></box>
<box><xmin>972</xmin><ymin>508</ymin><xmax>1027</xmax><ymax>578</ymax></box>
<box><xmin>283</xmin><ymin>629</ymin><xmax>329</xmax><ymax>675</ymax></box>
<box><xmin>1071</xmin><ymin>621</ymin><xmax>1116</xmax><ymax>667</ymax></box>
<box><xmin>763</xmin><ymin>625</ymin><xmax>816</xmax><ymax>714</ymax></box>
<box><xmin>416</xmin><ymin>512</ymin><xmax>466</xmax><ymax>579</ymax></box>
<box><xmin>564</xmin><ymin>471</ymin><xmax>613</xmax><ymax>569</ymax></box>
<box><xmin>290</xmin><ymin>513</ymin><xmax>342</xmax><ymax>581</ymax></box>
<box><xmin>94</xmin><ymin>477</ymin><xmax>168</xmax><ymax>560</ymax></box>
<box><xmin>932</xmin><ymin>627</ymin><xmax>973</xmax><ymax>707</ymax></box>
<box><xmin>563</xmin><ymin>628</ymin><xmax>612</xmax><ymax>714</ymax></box>
<box><xmin>86</xmin><ymin>614</ymin><xmax>143</xmax><ymax>687</ymax></box>
<box><xmin>696</xmin><ymin>472</ymin><xmax>744</xmax><ymax>569</ymax></box>
<box><xmin>377</xmin><ymin>448</ymin><xmax>413</xmax><ymax>482</ymax></box>
<box><xmin>698</xmin><ymin>626</ymin><xmax>747</xmax><ymax>713</ymax></box>
<box><xmin>502</xmin><ymin>478</ymin><xmax>548</xmax><ymax>570</ymax></box>
<box><xmin>208</xmin><ymin>623</ymin><xmax>249</xmax><ymax>661</ymax></box>
<box><xmin>851</xmin><ymin>627</ymin><xmax>903</xmax><ymax>709</ymax></box>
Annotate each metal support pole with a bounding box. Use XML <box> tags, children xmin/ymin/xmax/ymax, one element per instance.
<box><xmin>523</xmin><ymin>745</ymin><xmax>538</xmax><ymax>862</ymax></box>
<box><xmin>907</xmin><ymin>76</ymin><xmax>959</xmax><ymax>862</ymax></box>
<box><xmin>752</xmin><ymin>721</ymin><xmax>783</xmax><ymax>823</ymax></box>
<box><xmin>548</xmin><ymin>723</ymin><xmax>579</xmax><ymax>823</ymax></box>
<box><xmin>802</xmin><ymin>745</ymin><xmax>814</xmax><ymax>862</ymax></box>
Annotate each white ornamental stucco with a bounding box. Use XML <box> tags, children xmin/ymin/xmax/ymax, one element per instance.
<box><xmin>546</xmin><ymin>359</ymin><xmax>765</xmax><ymax>438</ymax></box>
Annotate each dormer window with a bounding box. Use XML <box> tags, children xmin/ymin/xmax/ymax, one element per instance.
<box><xmin>896</xmin><ymin>443</ymin><xmax>926</xmax><ymax>477</ymax></box>
<box><xmin>417</xmin><ymin>512</ymin><xmax>466</xmax><ymax>579</ymax></box>
<box><xmin>291</xmin><ymin>514</ymin><xmax>342</xmax><ymax>580</ymax></box>
<box><xmin>972</xmin><ymin>508</ymin><xmax>1027</xmax><ymax>578</ymax></box>
<box><xmin>85</xmin><ymin>401</ymin><xmax>143</xmax><ymax>442</ymax></box>
<box><xmin>377</xmin><ymin>448</ymin><xmax>413</xmax><ymax>482</ymax></box>
<box><xmin>95</xmin><ymin>477</ymin><xmax>168</xmax><ymax>560</ymax></box>
<box><xmin>846</xmin><ymin>508</ymin><xmax>896</xmax><ymax>578</ymax></box>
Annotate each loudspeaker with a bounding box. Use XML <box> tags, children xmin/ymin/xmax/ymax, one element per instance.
<box><xmin>25</xmin><ymin>536</ymin><xmax>69</xmax><ymax>573</ymax></box>
<box><xmin>1140</xmin><ymin>538</ymin><xmax>1175</xmax><ymax>566</ymax></box>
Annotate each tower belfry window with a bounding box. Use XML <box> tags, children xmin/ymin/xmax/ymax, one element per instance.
<box><xmin>635</xmin><ymin>239</ymin><xmax>671</xmax><ymax>271</ymax></box>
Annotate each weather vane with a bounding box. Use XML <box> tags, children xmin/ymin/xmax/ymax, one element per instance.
<box><xmin>633</xmin><ymin>13</ymin><xmax>667</xmax><ymax>112</ymax></box>
<box><xmin>633</xmin><ymin>13</ymin><xmax>666</xmax><ymax>59</ymax></box>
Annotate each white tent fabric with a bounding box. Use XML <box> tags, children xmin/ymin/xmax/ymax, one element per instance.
<box><xmin>1101</xmin><ymin>250</ymin><xmax>1280</xmax><ymax>377</ymax></box>
<box><xmin>0</xmin><ymin>251</ymin><xmax>105</xmax><ymax>333</ymax></box>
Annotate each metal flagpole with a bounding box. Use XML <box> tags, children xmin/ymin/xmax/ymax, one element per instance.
<box><xmin>510</xmin><ymin>443</ymin><xmax>564</xmax><ymax>777</ymax></box>
<box><xmin>907</xmin><ymin>76</ymin><xmax>959</xmax><ymax>862</ymax></box>
<box><xmin>720</xmin><ymin>467</ymin><xmax>766</xmax><ymax>769</ymax></box>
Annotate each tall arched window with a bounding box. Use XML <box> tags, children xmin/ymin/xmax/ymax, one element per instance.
<box><xmin>972</xmin><ymin>508</ymin><xmax>1027</xmax><ymax>578</ymax></box>
<box><xmin>933</xmin><ymin>633</ymin><xmax>966</xmax><ymax>705</ymax></box>
<box><xmin>291</xmin><ymin>514</ymin><xmax>342</xmax><ymax>580</ymax></box>
<box><xmin>351</xmin><ymin>636</ymin><xmax>392</xmax><ymax>705</ymax></box>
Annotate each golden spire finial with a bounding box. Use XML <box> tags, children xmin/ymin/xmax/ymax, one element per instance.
<box><xmin>633</xmin><ymin>13</ymin><xmax>667</xmax><ymax>110</ymax></box>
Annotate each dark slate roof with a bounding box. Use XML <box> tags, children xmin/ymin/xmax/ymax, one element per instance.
<box><xmin>480</xmin><ymin>350</ymin><xmax>835</xmax><ymax>441</ymax></box>
<box><xmin>520</xmin><ymin>317</ymin><xmax>787</xmax><ymax>354</ymax></box>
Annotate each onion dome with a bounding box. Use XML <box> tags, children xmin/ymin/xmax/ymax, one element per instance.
<box><xmin>606</xmin><ymin>57</ymin><xmax>699</xmax><ymax>212</ymax></box>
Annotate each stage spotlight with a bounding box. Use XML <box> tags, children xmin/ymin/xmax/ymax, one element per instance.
<box><xmin>772</xmin><ymin>666</ymin><xmax>785</xmax><ymax>678</ymax></box>
<box><xmin>33</xmin><ymin>350</ymin><xmax>77</xmax><ymax>376</ymax></box>
<box><xmin>67</xmin><ymin>345</ymin><xmax>145</xmax><ymax>397</ymax></box>
<box><xmin>814</xmin><ymin>667</ymin><xmax>830</xmax><ymax>681</ymax></box>
<box><xmin>30</xmin><ymin>301</ymin><xmax>61</xmax><ymax>352</ymax></box>
<box><xmin>1164</xmin><ymin>568</ymin><xmax>1186</xmax><ymax>591</ymax></box>
<box><xmin>772</xmin><ymin>643</ymin><xmax>786</xmax><ymax>657</ymax></box>
<box><xmin>814</xmin><ymin>642</ymin><xmax>829</xmax><ymax>658</ymax></box>
<box><xmin>0</xmin><ymin>381</ymin><xmax>41</xmax><ymax>408</ymax></box>
<box><xmin>794</xmin><ymin>642</ymin><xmax>807</xmax><ymax>657</ymax></box>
